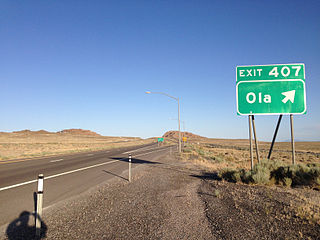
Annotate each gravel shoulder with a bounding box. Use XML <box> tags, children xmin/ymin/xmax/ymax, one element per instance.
<box><xmin>42</xmin><ymin>152</ymin><xmax>211</xmax><ymax>239</ymax></box>
<box><xmin>2</xmin><ymin>150</ymin><xmax>320</xmax><ymax>239</ymax></box>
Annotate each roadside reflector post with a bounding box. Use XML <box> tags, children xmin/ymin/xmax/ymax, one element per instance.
<box><xmin>35</xmin><ymin>174</ymin><xmax>44</xmax><ymax>238</ymax></box>
<box><xmin>290</xmin><ymin>114</ymin><xmax>296</xmax><ymax>164</ymax></box>
<box><xmin>248</xmin><ymin>115</ymin><xmax>254</xmax><ymax>170</ymax></box>
<box><xmin>251</xmin><ymin>115</ymin><xmax>260</xmax><ymax>163</ymax></box>
<box><xmin>128</xmin><ymin>154</ymin><xmax>132</xmax><ymax>182</ymax></box>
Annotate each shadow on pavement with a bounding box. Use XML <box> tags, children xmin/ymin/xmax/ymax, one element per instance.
<box><xmin>111</xmin><ymin>157</ymin><xmax>162</xmax><ymax>165</ymax></box>
<box><xmin>102</xmin><ymin>170</ymin><xmax>128</xmax><ymax>181</ymax></box>
<box><xmin>6</xmin><ymin>211</ymin><xmax>47</xmax><ymax>240</ymax></box>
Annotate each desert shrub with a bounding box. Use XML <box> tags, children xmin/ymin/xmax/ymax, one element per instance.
<box><xmin>196</xmin><ymin>149</ymin><xmax>206</xmax><ymax>156</ymax></box>
<box><xmin>219</xmin><ymin>168</ymin><xmax>235</xmax><ymax>182</ymax></box>
<box><xmin>271</xmin><ymin>166</ymin><xmax>290</xmax><ymax>184</ymax></box>
<box><xmin>232</xmin><ymin>171</ymin><xmax>242</xmax><ymax>183</ymax></box>
<box><xmin>271</xmin><ymin>163</ymin><xmax>320</xmax><ymax>187</ymax></box>
<box><xmin>218</xmin><ymin>166</ymin><xmax>270</xmax><ymax>185</ymax></box>
<box><xmin>290</xmin><ymin>163</ymin><xmax>320</xmax><ymax>186</ymax></box>
<box><xmin>219</xmin><ymin>168</ymin><xmax>236</xmax><ymax>181</ymax></box>
<box><xmin>308</xmin><ymin>164</ymin><xmax>320</xmax><ymax>186</ymax></box>
<box><xmin>315</xmin><ymin>174</ymin><xmax>320</xmax><ymax>186</ymax></box>
<box><xmin>218</xmin><ymin>168</ymin><xmax>244</xmax><ymax>183</ymax></box>
<box><xmin>240</xmin><ymin>170</ymin><xmax>252</xmax><ymax>184</ymax></box>
<box><xmin>257</xmin><ymin>159</ymin><xmax>283</xmax><ymax>172</ymax></box>
<box><xmin>183</xmin><ymin>148</ymin><xmax>192</xmax><ymax>153</ymax></box>
<box><xmin>250</xmin><ymin>162</ymin><xmax>271</xmax><ymax>184</ymax></box>
<box><xmin>289</xmin><ymin>164</ymin><xmax>311</xmax><ymax>186</ymax></box>
<box><xmin>283</xmin><ymin>177</ymin><xmax>292</xmax><ymax>187</ymax></box>
<box><xmin>219</xmin><ymin>161</ymin><xmax>320</xmax><ymax>188</ymax></box>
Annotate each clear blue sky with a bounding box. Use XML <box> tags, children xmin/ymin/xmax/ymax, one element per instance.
<box><xmin>1</xmin><ymin>0</ymin><xmax>319</xmax><ymax>141</ymax></box>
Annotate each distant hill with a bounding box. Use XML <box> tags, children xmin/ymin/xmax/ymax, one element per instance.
<box><xmin>163</xmin><ymin>131</ymin><xmax>206</xmax><ymax>141</ymax></box>
<box><xmin>57</xmin><ymin>129</ymin><xmax>101</xmax><ymax>136</ymax></box>
<box><xmin>12</xmin><ymin>130</ymin><xmax>53</xmax><ymax>135</ymax></box>
<box><xmin>5</xmin><ymin>129</ymin><xmax>102</xmax><ymax>137</ymax></box>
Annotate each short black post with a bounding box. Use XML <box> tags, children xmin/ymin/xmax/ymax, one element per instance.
<box><xmin>268</xmin><ymin>115</ymin><xmax>283</xmax><ymax>159</ymax></box>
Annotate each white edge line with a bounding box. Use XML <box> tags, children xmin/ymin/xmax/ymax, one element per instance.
<box><xmin>0</xmin><ymin>160</ymin><xmax>119</xmax><ymax>192</ymax></box>
<box><xmin>0</xmin><ymin>179</ymin><xmax>38</xmax><ymax>192</ymax></box>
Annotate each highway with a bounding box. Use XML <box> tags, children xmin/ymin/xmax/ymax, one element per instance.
<box><xmin>0</xmin><ymin>143</ymin><xmax>173</xmax><ymax>229</ymax></box>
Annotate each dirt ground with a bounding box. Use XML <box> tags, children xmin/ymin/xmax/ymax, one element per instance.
<box><xmin>2</xmin><ymin>149</ymin><xmax>319</xmax><ymax>239</ymax></box>
<box><xmin>0</xmin><ymin>130</ymin><xmax>152</xmax><ymax>161</ymax></box>
<box><xmin>198</xmin><ymin>174</ymin><xmax>320</xmax><ymax>239</ymax></box>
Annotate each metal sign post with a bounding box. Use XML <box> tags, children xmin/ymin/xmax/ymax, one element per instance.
<box><xmin>267</xmin><ymin>115</ymin><xmax>283</xmax><ymax>159</ymax></box>
<box><xmin>251</xmin><ymin>115</ymin><xmax>260</xmax><ymax>163</ymax></box>
<box><xmin>290</xmin><ymin>114</ymin><xmax>296</xmax><ymax>164</ymax></box>
<box><xmin>249</xmin><ymin>115</ymin><xmax>254</xmax><ymax>170</ymax></box>
<box><xmin>182</xmin><ymin>137</ymin><xmax>187</xmax><ymax>149</ymax></box>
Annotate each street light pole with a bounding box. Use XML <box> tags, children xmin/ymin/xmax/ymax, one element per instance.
<box><xmin>146</xmin><ymin>91</ymin><xmax>182</xmax><ymax>153</ymax></box>
<box><xmin>169</xmin><ymin>119</ymin><xmax>185</xmax><ymax>150</ymax></box>
<box><xmin>177</xmin><ymin>97</ymin><xmax>181</xmax><ymax>153</ymax></box>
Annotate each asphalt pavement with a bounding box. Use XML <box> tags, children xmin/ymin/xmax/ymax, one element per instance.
<box><xmin>0</xmin><ymin>143</ymin><xmax>173</xmax><ymax>229</ymax></box>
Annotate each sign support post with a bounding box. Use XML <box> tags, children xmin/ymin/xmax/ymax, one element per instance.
<box><xmin>248</xmin><ymin>115</ymin><xmax>254</xmax><ymax>170</ymax></box>
<box><xmin>290</xmin><ymin>114</ymin><xmax>296</xmax><ymax>164</ymax></box>
<box><xmin>251</xmin><ymin>115</ymin><xmax>260</xmax><ymax>163</ymax></box>
<box><xmin>267</xmin><ymin>115</ymin><xmax>283</xmax><ymax>159</ymax></box>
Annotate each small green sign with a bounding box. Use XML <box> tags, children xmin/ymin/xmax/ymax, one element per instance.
<box><xmin>158</xmin><ymin>138</ymin><xmax>164</xmax><ymax>142</ymax></box>
<box><xmin>236</xmin><ymin>63</ymin><xmax>306</xmax><ymax>115</ymax></box>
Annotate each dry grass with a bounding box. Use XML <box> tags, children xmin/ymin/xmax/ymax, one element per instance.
<box><xmin>181</xmin><ymin>139</ymin><xmax>320</xmax><ymax>171</ymax></box>
<box><xmin>180</xmin><ymin>139</ymin><xmax>320</xmax><ymax>188</ymax></box>
<box><xmin>0</xmin><ymin>132</ymin><xmax>153</xmax><ymax>160</ymax></box>
<box><xmin>181</xmin><ymin>143</ymin><xmax>252</xmax><ymax>171</ymax></box>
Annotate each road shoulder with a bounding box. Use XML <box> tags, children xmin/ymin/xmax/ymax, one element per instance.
<box><xmin>39</xmin><ymin>151</ymin><xmax>212</xmax><ymax>239</ymax></box>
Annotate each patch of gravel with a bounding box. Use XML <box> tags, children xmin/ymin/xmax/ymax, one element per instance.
<box><xmin>42</xmin><ymin>153</ymin><xmax>212</xmax><ymax>239</ymax></box>
<box><xmin>198</xmin><ymin>176</ymin><xmax>320</xmax><ymax>240</ymax></box>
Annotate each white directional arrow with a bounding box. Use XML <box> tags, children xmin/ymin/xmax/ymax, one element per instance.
<box><xmin>282</xmin><ymin>90</ymin><xmax>296</xmax><ymax>103</ymax></box>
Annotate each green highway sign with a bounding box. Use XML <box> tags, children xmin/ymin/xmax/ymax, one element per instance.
<box><xmin>157</xmin><ymin>137</ymin><xmax>164</xmax><ymax>142</ymax></box>
<box><xmin>236</xmin><ymin>63</ymin><xmax>306</xmax><ymax>115</ymax></box>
